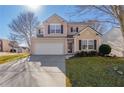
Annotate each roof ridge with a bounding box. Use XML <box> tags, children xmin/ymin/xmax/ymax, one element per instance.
<box><xmin>43</xmin><ymin>13</ymin><xmax>67</xmax><ymax>22</ymax></box>
<box><xmin>74</xmin><ymin>26</ymin><xmax>102</xmax><ymax>36</ymax></box>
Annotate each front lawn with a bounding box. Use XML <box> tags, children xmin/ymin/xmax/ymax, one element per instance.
<box><xmin>66</xmin><ymin>57</ymin><xmax>124</xmax><ymax>87</ymax></box>
<box><xmin>0</xmin><ymin>53</ymin><xmax>29</xmax><ymax>64</ymax></box>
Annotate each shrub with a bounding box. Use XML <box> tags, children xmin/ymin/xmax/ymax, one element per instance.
<box><xmin>99</xmin><ymin>44</ymin><xmax>111</xmax><ymax>56</ymax></box>
<box><xmin>74</xmin><ymin>51</ymin><xmax>82</xmax><ymax>57</ymax></box>
<box><xmin>74</xmin><ymin>52</ymin><xmax>79</xmax><ymax>57</ymax></box>
<box><xmin>10</xmin><ymin>49</ymin><xmax>16</xmax><ymax>53</ymax></box>
<box><xmin>74</xmin><ymin>51</ymin><xmax>98</xmax><ymax>57</ymax></box>
<box><xmin>80</xmin><ymin>51</ymin><xmax>87</xmax><ymax>56</ymax></box>
<box><xmin>74</xmin><ymin>52</ymin><xmax>82</xmax><ymax>57</ymax></box>
<box><xmin>89</xmin><ymin>51</ymin><xmax>98</xmax><ymax>56</ymax></box>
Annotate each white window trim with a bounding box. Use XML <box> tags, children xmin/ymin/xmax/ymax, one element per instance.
<box><xmin>81</xmin><ymin>39</ymin><xmax>95</xmax><ymax>51</ymax></box>
<box><xmin>38</xmin><ymin>28</ymin><xmax>44</xmax><ymax>35</ymax></box>
<box><xmin>50</xmin><ymin>23</ymin><xmax>61</xmax><ymax>34</ymax></box>
<box><xmin>70</xmin><ymin>27</ymin><xmax>78</xmax><ymax>33</ymax></box>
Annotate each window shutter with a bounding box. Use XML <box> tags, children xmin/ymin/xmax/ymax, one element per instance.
<box><xmin>39</xmin><ymin>29</ymin><xmax>41</xmax><ymax>34</ymax></box>
<box><xmin>48</xmin><ymin>25</ymin><xmax>50</xmax><ymax>34</ymax></box>
<box><xmin>61</xmin><ymin>25</ymin><xmax>63</xmax><ymax>34</ymax></box>
<box><xmin>76</xmin><ymin>27</ymin><xmax>78</xmax><ymax>32</ymax></box>
<box><xmin>79</xmin><ymin>40</ymin><xmax>81</xmax><ymax>50</ymax></box>
<box><xmin>94</xmin><ymin>40</ymin><xmax>97</xmax><ymax>50</ymax></box>
<box><xmin>71</xmin><ymin>27</ymin><xmax>73</xmax><ymax>32</ymax></box>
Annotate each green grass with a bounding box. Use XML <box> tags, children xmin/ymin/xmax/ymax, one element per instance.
<box><xmin>66</xmin><ymin>56</ymin><xmax>124</xmax><ymax>87</ymax></box>
<box><xmin>0</xmin><ymin>53</ymin><xmax>29</xmax><ymax>64</ymax></box>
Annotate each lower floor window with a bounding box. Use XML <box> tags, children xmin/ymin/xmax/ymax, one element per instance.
<box><xmin>88</xmin><ymin>40</ymin><xmax>94</xmax><ymax>49</ymax></box>
<box><xmin>81</xmin><ymin>40</ymin><xmax>95</xmax><ymax>50</ymax></box>
<box><xmin>81</xmin><ymin>40</ymin><xmax>87</xmax><ymax>49</ymax></box>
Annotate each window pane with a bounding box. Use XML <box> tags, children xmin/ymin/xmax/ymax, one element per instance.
<box><xmin>56</xmin><ymin>25</ymin><xmax>61</xmax><ymax>33</ymax></box>
<box><xmin>50</xmin><ymin>25</ymin><xmax>55</xmax><ymax>33</ymax></box>
<box><xmin>50</xmin><ymin>24</ymin><xmax>61</xmax><ymax>33</ymax></box>
<box><xmin>81</xmin><ymin>40</ymin><xmax>87</xmax><ymax>49</ymax></box>
<box><xmin>71</xmin><ymin>27</ymin><xmax>73</xmax><ymax>32</ymax></box>
<box><xmin>88</xmin><ymin>40</ymin><xmax>94</xmax><ymax>49</ymax></box>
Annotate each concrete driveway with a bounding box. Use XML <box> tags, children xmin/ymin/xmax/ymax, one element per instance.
<box><xmin>0</xmin><ymin>55</ymin><xmax>66</xmax><ymax>87</ymax></box>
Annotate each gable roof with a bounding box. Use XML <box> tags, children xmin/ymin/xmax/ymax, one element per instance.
<box><xmin>43</xmin><ymin>13</ymin><xmax>67</xmax><ymax>23</ymax></box>
<box><xmin>68</xmin><ymin>22</ymin><xmax>85</xmax><ymax>24</ymax></box>
<box><xmin>74</xmin><ymin>26</ymin><xmax>102</xmax><ymax>36</ymax></box>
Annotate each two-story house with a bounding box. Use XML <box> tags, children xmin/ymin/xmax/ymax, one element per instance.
<box><xmin>0</xmin><ymin>39</ymin><xmax>11</xmax><ymax>52</ymax></box>
<box><xmin>31</xmin><ymin>14</ymin><xmax>102</xmax><ymax>55</ymax></box>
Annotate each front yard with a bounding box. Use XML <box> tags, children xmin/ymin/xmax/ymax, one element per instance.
<box><xmin>0</xmin><ymin>53</ymin><xmax>29</xmax><ymax>64</ymax></box>
<box><xmin>66</xmin><ymin>57</ymin><xmax>124</xmax><ymax>87</ymax></box>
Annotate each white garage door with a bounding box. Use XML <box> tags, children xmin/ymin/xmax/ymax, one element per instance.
<box><xmin>34</xmin><ymin>42</ymin><xmax>64</xmax><ymax>55</ymax></box>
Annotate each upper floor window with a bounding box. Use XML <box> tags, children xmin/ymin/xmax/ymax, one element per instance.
<box><xmin>71</xmin><ymin>27</ymin><xmax>73</xmax><ymax>32</ymax></box>
<box><xmin>56</xmin><ymin>24</ymin><xmax>61</xmax><ymax>33</ymax></box>
<box><xmin>76</xmin><ymin>27</ymin><xmax>78</xmax><ymax>32</ymax></box>
<box><xmin>49</xmin><ymin>24</ymin><xmax>62</xmax><ymax>34</ymax></box>
<box><xmin>38</xmin><ymin>29</ymin><xmax>43</xmax><ymax>35</ymax></box>
<box><xmin>70</xmin><ymin>27</ymin><xmax>78</xmax><ymax>32</ymax></box>
<box><xmin>38</xmin><ymin>29</ymin><xmax>41</xmax><ymax>34</ymax></box>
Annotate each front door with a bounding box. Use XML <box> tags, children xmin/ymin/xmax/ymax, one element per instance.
<box><xmin>68</xmin><ymin>42</ymin><xmax>73</xmax><ymax>53</ymax></box>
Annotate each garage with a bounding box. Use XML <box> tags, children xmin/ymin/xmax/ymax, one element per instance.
<box><xmin>33</xmin><ymin>42</ymin><xmax>64</xmax><ymax>55</ymax></box>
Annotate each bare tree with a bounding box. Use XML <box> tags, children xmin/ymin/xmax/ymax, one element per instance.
<box><xmin>8</xmin><ymin>12</ymin><xmax>39</xmax><ymax>50</ymax></box>
<box><xmin>8</xmin><ymin>33</ymin><xmax>19</xmax><ymax>52</ymax></box>
<box><xmin>73</xmin><ymin>5</ymin><xmax>124</xmax><ymax>56</ymax></box>
<box><xmin>84</xmin><ymin>20</ymin><xmax>105</xmax><ymax>34</ymax></box>
<box><xmin>75</xmin><ymin>5</ymin><xmax>124</xmax><ymax>40</ymax></box>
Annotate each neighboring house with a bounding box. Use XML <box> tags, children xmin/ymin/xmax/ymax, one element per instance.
<box><xmin>0</xmin><ymin>40</ymin><xmax>2</xmax><ymax>51</ymax></box>
<box><xmin>0</xmin><ymin>39</ymin><xmax>11</xmax><ymax>52</ymax></box>
<box><xmin>0</xmin><ymin>39</ymin><xmax>29</xmax><ymax>53</ymax></box>
<box><xmin>9</xmin><ymin>41</ymin><xmax>20</xmax><ymax>53</ymax></box>
<box><xmin>103</xmin><ymin>28</ymin><xmax>124</xmax><ymax>57</ymax></box>
<box><xmin>31</xmin><ymin>14</ymin><xmax>102</xmax><ymax>55</ymax></box>
<box><xmin>9</xmin><ymin>41</ymin><xmax>29</xmax><ymax>53</ymax></box>
<box><xmin>20</xmin><ymin>46</ymin><xmax>30</xmax><ymax>53</ymax></box>
<box><xmin>0</xmin><ymin>39</ymin><xmax>21</xmax><ymax>53</ymax></box>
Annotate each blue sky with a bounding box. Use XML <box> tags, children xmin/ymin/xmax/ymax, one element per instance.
<box><xmin>0</xmin><ymin>5</ymin><xmax>101</xmax><ymax>40</ymax></box>
<box><xmin>0</xmin><ymin>5</ymin><xmax>78</xmax><ymax>40</ymax></box>
<box><xmin>0</xmin><ymin>5</ymin><xmax>113</xmax><ymax>41</ymax></box>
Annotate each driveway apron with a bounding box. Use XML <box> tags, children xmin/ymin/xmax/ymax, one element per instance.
<box><xmin>0</xmin><ymin>55</ymin><xmax>66</xmax><ymax>87</ymax></box>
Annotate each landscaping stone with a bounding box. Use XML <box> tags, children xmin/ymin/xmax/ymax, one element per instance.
<box><xmin>117</xmin><ymin>70</ymin><xmax>123</xmax><ymax>75</ymax></box>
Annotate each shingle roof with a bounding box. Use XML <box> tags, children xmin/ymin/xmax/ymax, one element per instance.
<box><xmin>68</xmin><ymin>22</ymin><xmax>85</xmax><ymax>24</ymax></box>
<box><xmin>74</xmin><ymin>26</ymin><xmax>102</xmax><ymax>36</ymax></box>
<box><xmin>43</xmin><ymin>13</ymin><xmax>67</xmax><ymax>23</ymax></box>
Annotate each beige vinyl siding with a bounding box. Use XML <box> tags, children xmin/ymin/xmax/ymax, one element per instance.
<box><xmin>1</xmin><ymin>39</ymin><xmax>11</xmax><ymax>52</ymax></box>
<box><xmin>32</xmin><ymin>14</ymin><xmax>102</xmax><ymax>55</ymax></box>
<box><xmin>41</xmin><ymin>15</ymin><xmax>68</xmax><ymax>37</ymax></box>
<box><xmin>74</xmin><ymin>27</ymin><xmax>102</xmax><ymax>52</ymax></box>
<box><xmin>67</xmin><ymin>24</ymin><xmax>87</xmax><ymax>35</ymax></box>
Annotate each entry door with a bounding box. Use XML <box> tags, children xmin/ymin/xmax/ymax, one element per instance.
<box><xmin>68</xmin><ymin>42</ymin><xmax>73</xmax><ymax>53</ymax></box>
